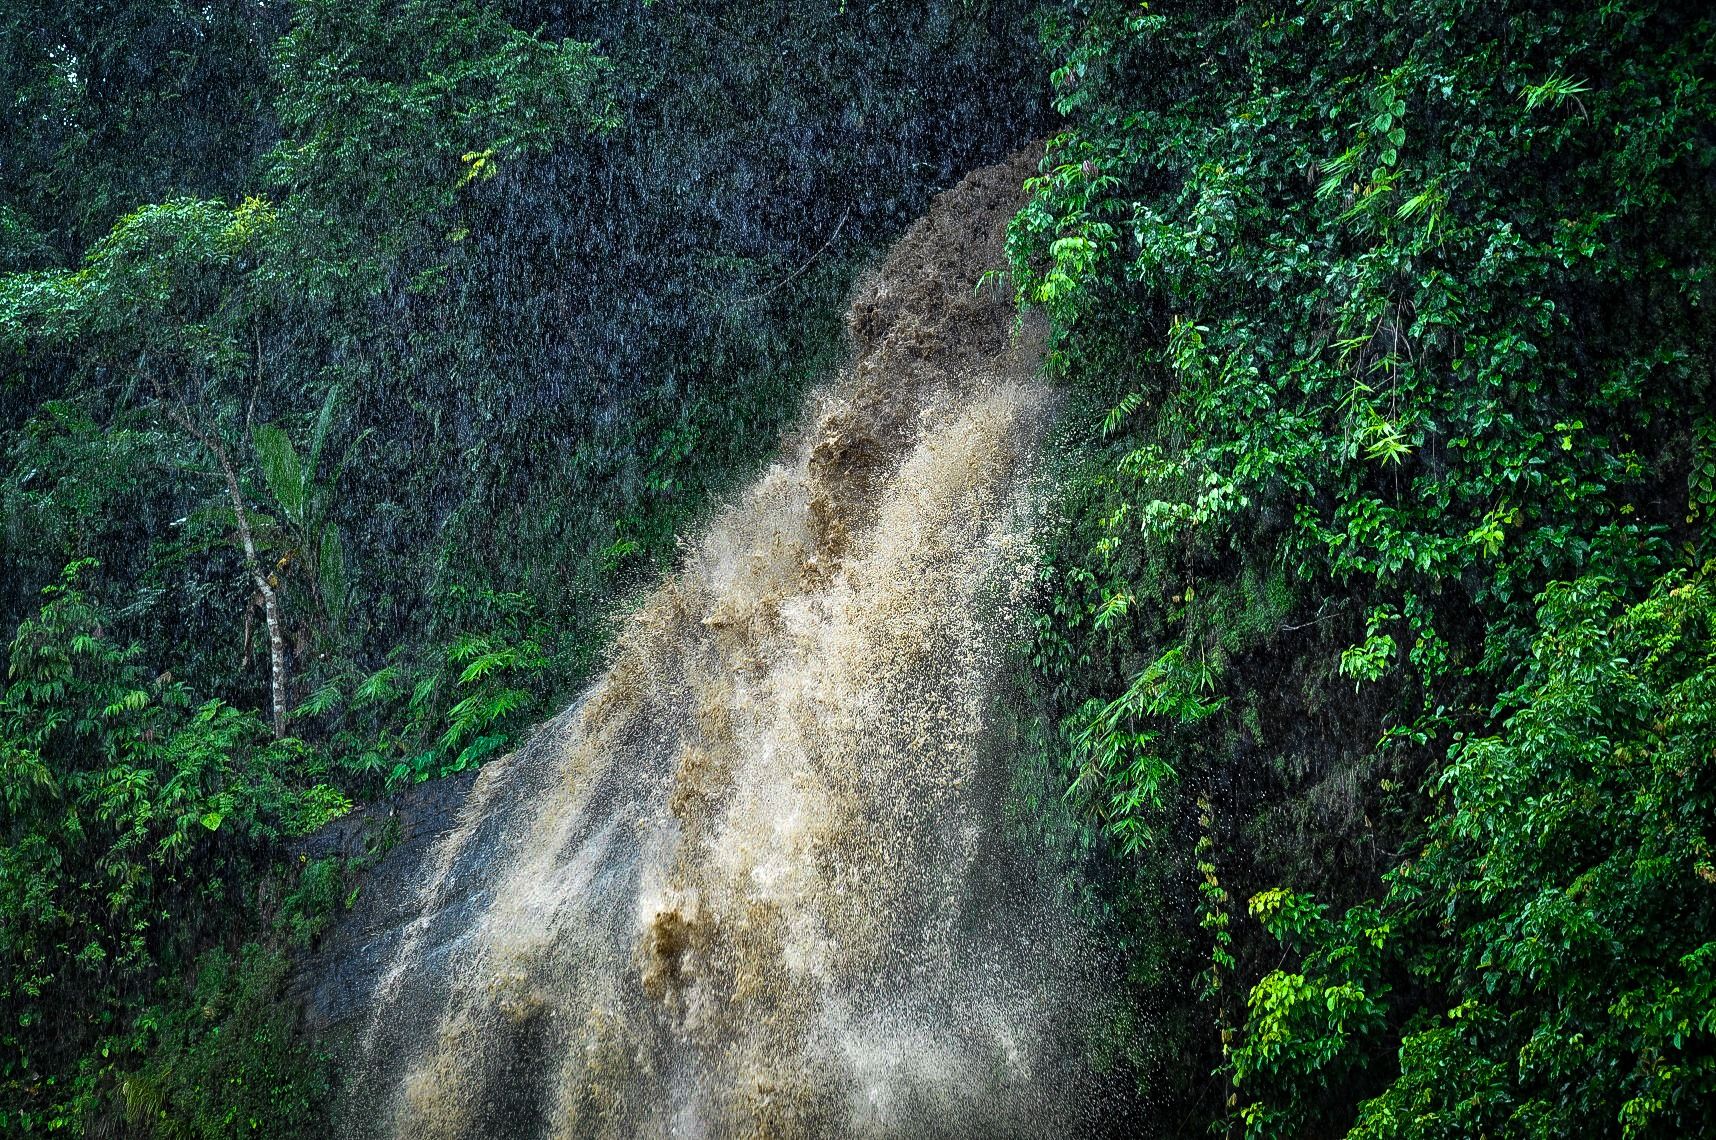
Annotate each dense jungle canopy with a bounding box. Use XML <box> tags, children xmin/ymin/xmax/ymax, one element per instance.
<box><xmin>2</xmin><ymin>1</ymin><xmax>1712</xmax><ymax>1136</ymax></box>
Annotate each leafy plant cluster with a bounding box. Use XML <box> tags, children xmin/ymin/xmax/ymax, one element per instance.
<box><xmin>2</xmin><ymin>0</ymin><xmax>619</xmax><ymax>734</ymax></box>
<box><xmin>1235</xmin><ymin>569</ymin><xmax>1716</xmax><ymax>1137</ymax></box>
<box><xmin>293</xmin><ymin>584</ymin><xmax>558</xmax><ymax>788</ymax></box>
<box><xmin>1007</xmin><ymin>0</ymin><xmax>1714</xmax><ymax>1133</ymax></box>
<box><xmin>0</xmin><ymin>563</ymin><xmax>349</xmax><ymax>1133</ymax></box>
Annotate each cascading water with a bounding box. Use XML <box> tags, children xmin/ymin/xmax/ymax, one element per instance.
<box><xmin>343</xmin><ymin>148</ymin><xmax>1107</xmax><ymax>1138</ymax></box>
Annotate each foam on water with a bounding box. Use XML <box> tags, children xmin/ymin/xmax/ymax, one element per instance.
<box><xmin>347</xmin><ymin>148</ymin><xmax>1106</xmax><ymax>1139</ymax></box>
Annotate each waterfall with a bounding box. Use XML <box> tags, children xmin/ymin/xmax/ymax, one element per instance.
<box><xmin>343</xmin><ymin>147</ymin><xmax>1105</xmax><ymax>1138</ymax></box>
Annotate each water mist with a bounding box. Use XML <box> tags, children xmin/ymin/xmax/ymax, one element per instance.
<box><xmin>343</xmin><ymin>148</ymin><xmax>1108</xmax><ymax>1139</ymax></box>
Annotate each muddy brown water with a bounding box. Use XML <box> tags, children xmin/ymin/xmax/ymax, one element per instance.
<box><xmin>335</xmin><ymin>147</ymin><xmax>1116</xmax><ymax>1138</ymax></box>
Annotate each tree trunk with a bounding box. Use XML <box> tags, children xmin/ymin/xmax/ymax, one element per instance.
<box><xmin>161</xmin><ymin>396</ymin><xmax>289</xmax><ymax>738</ymax></box>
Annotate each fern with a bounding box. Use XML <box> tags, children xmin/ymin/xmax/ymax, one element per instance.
<box><xmin>1102</xmin><ymin>392</ymin><xmax>1143</xmax><ymax>436</ymax></box>
<box><xmin>352</xmin><ymin>664</ymin><xmax>403</xmax><ymax>706</ymax></box>
<box><xmin>292</xmin><ymin>678</ymin><xmax>344</xmax><ymax>719</ymax></box>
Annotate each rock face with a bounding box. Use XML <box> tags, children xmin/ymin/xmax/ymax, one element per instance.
<box><xmin>294</xmin><ymin>148</ymin><xmax>1116</xmax><ymax>1138</ymax></box>
<box><xmin>289</xmin><ymin>769</ymin><xmax>479</xmax><ymax>1032</ymax></box>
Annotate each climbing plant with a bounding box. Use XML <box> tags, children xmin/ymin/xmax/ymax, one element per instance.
<box><xmin>1009</xmin><ymin>0</ymin><xmax>1715</xmax><ymax>1130</ymax></box>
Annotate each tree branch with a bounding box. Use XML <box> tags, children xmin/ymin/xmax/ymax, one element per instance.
<box><xmin>151</xmin><ymin>376</ymin><xmax>289</xmax><ymax>738</ymax></box>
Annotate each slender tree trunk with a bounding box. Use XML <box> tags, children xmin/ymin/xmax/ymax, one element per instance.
<box><xmin>159</xmin><ymin>392</ymin><xmax>289</xmax><ymax>738</ymax></box>
<box><xmin>221</xmin><ymin>452</ymin><xmax>290</xmax><ymax>740</ymax></box>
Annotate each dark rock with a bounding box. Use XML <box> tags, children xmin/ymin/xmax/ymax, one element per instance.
<box><xmin>287</xmin><ymin>769</ymin><xmax>479</xmax><ymax>1032</ymax></box>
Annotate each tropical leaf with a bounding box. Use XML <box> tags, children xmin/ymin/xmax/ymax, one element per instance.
<box><xmin>251</xmin><ymin>422</ymin><xmax>306</xmax><ymax>524</ymax></box>
<box><xmin>457</xmin><ymin>649</ymin><xmax>515</xmax><ymax>685</ymax></box>
<box><xmin>306</xmin><ymin>384</ymin><xmax>340</xmax><ymax>481</ymax></box>
<box><xmin>319</xmin><ymin>525</ymin><xmax>349</xmax><ymax>628</ymax></box>
<box><xmin>292</xmin><ymin>678</ymin><xmax>344</xmax><ymax>719</ymax></box>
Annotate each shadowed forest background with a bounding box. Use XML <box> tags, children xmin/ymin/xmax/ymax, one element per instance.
<box><xmin>2</xmin><ymin>0</ymin><xmax>1714</xmax><ymax>1136</ymax></box>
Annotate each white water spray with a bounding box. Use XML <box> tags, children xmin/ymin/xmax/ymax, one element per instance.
<box><xmin>346</xmin><ymin>149</ymin><xmax>1105</xmax><ymax>1139</ymax></box>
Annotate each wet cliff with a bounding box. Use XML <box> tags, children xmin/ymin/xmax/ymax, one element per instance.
<box><xmin>293</xmin><ymin>149</ymin><xmax>1120</xmax><ymax>1138</ymax></box>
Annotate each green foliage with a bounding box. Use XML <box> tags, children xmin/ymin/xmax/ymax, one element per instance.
<box><xmin>0</xmin><ymin>0</ymin><xmax>625</xmax><ymax>716</ymax></box>
<box><xmin>1068</xmin><ymin>645</ymin><xmax>1224</xmax><ymax>855</ymax></box>
<box><xmin>116</xmin><ymin>857</ymin><xmax>350</xmax><ymax>1138</ymax></box>
<box><xmin>2</xmin><ymin>400</ymin><xmax>176</xmax><ymax>581</ymax></box>
<box><xmin>0</xmin><ymin>194</ymin><xmax>263</xmax><ymax>365</ymax></box>
<box><xmin>1008</xmin><ymin>0</ymin><xmax>1714</xmax><ymax>1128</ymax></box>
<box><xmin>289</xmin><ymin>586</ymin><xmax>554</xmax><ymax>790</ymax></box>
<box><xmin>0</xmin><ymin>206</ymin><xmax>55</xmax><ymax>273</ymax></box>
<box><xmin>0</xmin><ymin>1</ymin><xmax>277</xmax><ymax>258</ymax></box>
<box><xmin>266</xmin><ymin>0</ymin><xmax>616</xmax><ymax>292</ymax></box>
<box><xmin>120</xmin><ymin>944</ymin><xmax>330</xmax><ymax>1140</ymax></box>
<box><xmin>0</xmin><ymin>564</ymin><xmax>347</xmax><ymax>1133</ymax></box>
<box><xmin>249</xmin><ymin>387</ymin><xmax>369</xmax><ymax>634</ymax></box>
<box><xmin>1233</xmin><ymin>569</ymin><xmax>1716</xmax><ymax>1138</ymax></box>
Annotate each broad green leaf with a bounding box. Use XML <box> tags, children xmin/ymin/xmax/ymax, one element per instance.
<box><xmin>251</xmin><ymin>423</ymin><xmax>306</xmax><ymax>524</ymax></box>
<box><xmin>319</xmin><ymin>525</ymin><xmax>348</xmax><ymax>628</ymax></box>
